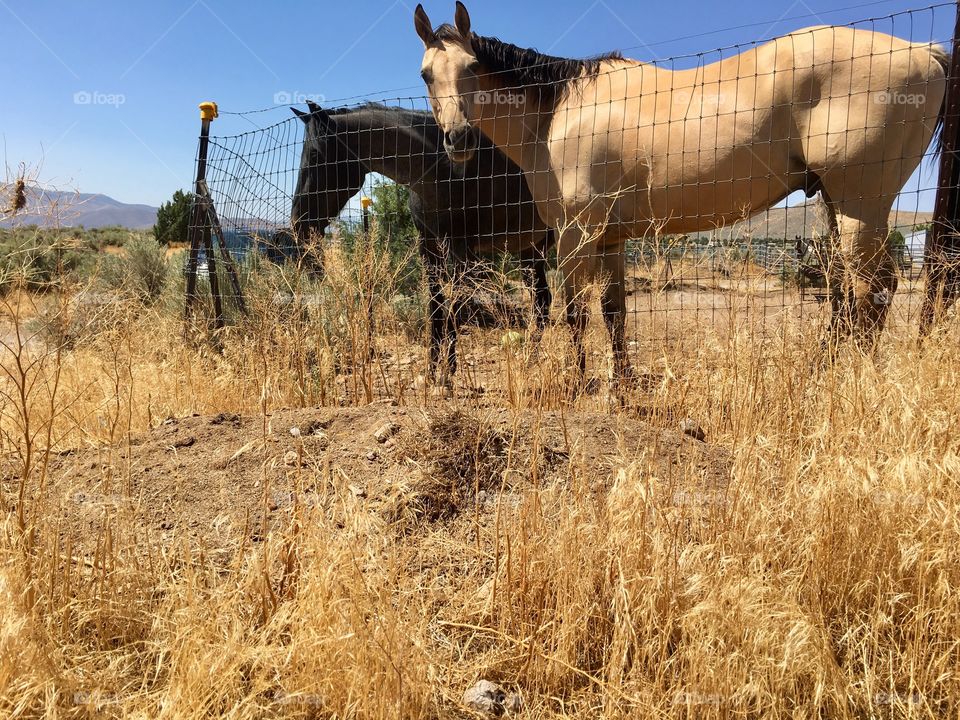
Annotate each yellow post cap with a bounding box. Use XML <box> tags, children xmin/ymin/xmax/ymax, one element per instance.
<box><xmin>360</xmin><ymin>196</ymin><xmax>373</xmax><ymax>209</ymax></box>
<box><xmin>199</xmin><ymin>101</ymin><xmax>219</xmax><ymax>121</ymax></box>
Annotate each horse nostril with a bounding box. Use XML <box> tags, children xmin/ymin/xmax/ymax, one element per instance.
<box><xmin>445</xmin><ymin>127</ymin><xmax>472</xmax><ymax>150</ymax></box>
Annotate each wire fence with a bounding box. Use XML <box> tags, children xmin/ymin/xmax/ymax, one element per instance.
<box><xmin>187</xmin><ymin>2</ymin><xmax>958</xmax><ymax>400</ymax></box>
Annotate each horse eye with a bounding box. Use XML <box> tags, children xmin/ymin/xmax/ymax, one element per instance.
<box><xmin>420</xmin><ymin>70</ymin><xmax>432</xmax><ymax>84</ymax></box>
<box><xmin>467</xmin><ymin>61</ymin><xmax>480</xmax><ymax>74</ymax></box>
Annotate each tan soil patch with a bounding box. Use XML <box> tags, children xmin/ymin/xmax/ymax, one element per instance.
<box><xmin>34</xmin><ymin>404</ymin><xmax>731</xmax><ymax>555</ymax></box>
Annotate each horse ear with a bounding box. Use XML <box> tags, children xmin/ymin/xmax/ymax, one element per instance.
<box><xmin>414</xmin><ymin>4</ymin><xmax>437</xmax><ymax>46</ymax></box>
<box><xmin>454</xmin><ymin>1</ymin><xmax>471</xmax><ymax>37</ymax></box>
<box><xmin>291</xmin><ymin>107</ymin><xmax>309</xmax><ymax>123</ymax></box>
<box><xmin>304</xmin><ymin>101</ymin><xmax>331</xmax><ymax>126</ymax></box>
<box><xmin>312</xmin><ymin>106</ymin><xmax>334</xmax><ymax>131</ymax></box>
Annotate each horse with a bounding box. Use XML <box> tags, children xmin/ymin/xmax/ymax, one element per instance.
<box><xmin>413</xmin><ymin>2</ymin><xmax>948</xmax><ymax>382</ymax></box>
<box><xmin>289</xmin><ymin>101</ymin><xmax>554</xmax><ymax>382</ymax></box>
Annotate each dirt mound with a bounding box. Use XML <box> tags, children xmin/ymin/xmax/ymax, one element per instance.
<box><xmin>36</xmin><ymin>404</ymin><xmax>731</xmax><ymax>554</ymax></box>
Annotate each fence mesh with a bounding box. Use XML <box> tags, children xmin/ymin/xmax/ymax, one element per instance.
<box><xmin>188</xmin><ymin>3</ymin><xmax>958</xmax><ymax>403</ymax></box>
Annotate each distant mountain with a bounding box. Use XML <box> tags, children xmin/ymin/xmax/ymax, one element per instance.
<box><xmin>692</xmin><ymin>201</ymin><xmax>933</xmax><ymax>241</ymax></box>
<box><xmin>1</xmin><ymin>186</ymin><xmax>158</xmax><ymax>229</ymax></box>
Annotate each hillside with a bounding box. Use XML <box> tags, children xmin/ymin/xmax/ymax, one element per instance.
<box><xmin>1</xmin><ymin>186</ymin><xmax>158</xmax><ymax>229</ymax></box>
<box><xmin>704</xmin><ymin>201</ymin><xmax>932</xmax><ymax>241</ymax></box>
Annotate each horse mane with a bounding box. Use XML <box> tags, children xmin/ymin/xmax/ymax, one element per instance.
<box><xmin>435</xmin><ymin>24</ymin><xmax>623</xmax><ymax>105</ymax></box>
<box><xmin>325</xmin><ymin>102</ymin><xmax>430</xmax><ymax>125</ymax></box>
<box><xmin>322</xmin><ymin>103</ymin><xmax>438</xmax><ymax>141</ymax></box>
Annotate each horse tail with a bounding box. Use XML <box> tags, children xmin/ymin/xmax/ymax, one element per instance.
<box><xmin>927</xmin><ymin>42</ymin><xmax>951</xmax><ymax>160</ymax></box>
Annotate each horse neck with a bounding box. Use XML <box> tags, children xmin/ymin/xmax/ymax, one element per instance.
<box><xmin>474</xmin><ymin>76</ymin><xmax>551</xmax><ymax>172</ymax></box>
<box><xmin>336</xmin><ymin>109</ymin><xmax>444</xmax><ymax>190</ymax></box>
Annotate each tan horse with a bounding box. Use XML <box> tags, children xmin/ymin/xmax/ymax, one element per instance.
<box><xmin>414</xmin><ymin>1</ymin><xmax>947</xmax><ymax>382</ymax></box>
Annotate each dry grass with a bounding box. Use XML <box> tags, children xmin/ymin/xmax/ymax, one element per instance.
<box><xmin>0</xmin><ymin>223</ymin><xmax>958</xmax><ymax>719</ymax></box>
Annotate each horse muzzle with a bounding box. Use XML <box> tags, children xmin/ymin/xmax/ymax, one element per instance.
<box><xmin>443</xmin><ymin>126</ymin><xmax>478</xmax><ymax>163</ymax></box>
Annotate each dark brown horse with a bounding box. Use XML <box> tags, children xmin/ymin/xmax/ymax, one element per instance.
<box><xmin>290</xmin><ymin>101</ymin><xmax>553</xmax><ymax>381</ymax></box>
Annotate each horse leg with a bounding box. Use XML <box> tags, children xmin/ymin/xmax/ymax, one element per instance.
<box><xmin>598</xmin><ymin>241</ymin><xmax>633</xmax><ymax>386</ymax></box>
<box><xmin>520</xmin><ymin>255</ymin><xmax>551</xmax><ymax>335</ymax></box>
<box><xmin>455</xmin><ymin>247</ymin><xmax>485</xmax><ymax>327</ymax></box>
<box><xmin>831</xmin><ymin>200</ymin><xmax>897</xmax><ymax>349</ymax></box>
<box><xmin>446</xmin><ymin>256</ymin><xmax>469</xmax><ymax>376</ymax></box>
<box><xmin>556</xmin><ymin>226</ymin><xmax>593</xmax><ymax>389</ymax></box>
<box><xmin>423</xmin><ymin>245</ymin><xmax>455</xmax><ymax>383</ymax></box>
<box><xmin>815</xmin><ymin>193</ymin><xmax>855</xmax><ymax>354</ymax></box>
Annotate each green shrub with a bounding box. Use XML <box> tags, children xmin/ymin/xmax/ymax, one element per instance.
<box><xmin>117</xmin><ymin>235</ymin><xmax>169</xmax><ymax>303</ymax></box>
<box><xmin>0</xmin><ymin>229</ymin><xmax>92</xmax><ymax>290</ymax></box>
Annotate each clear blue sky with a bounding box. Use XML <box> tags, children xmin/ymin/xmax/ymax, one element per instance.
<box><xmin>2</xmin><ymin>0</ymin><xmax>955</xmax><ymax>208</ymax></box>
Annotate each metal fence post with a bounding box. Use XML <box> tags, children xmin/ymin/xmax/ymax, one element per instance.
<box><xmin>185</xmin><ymin>101</ymin><xmax>218</xmax><ymax>330</ymax></box>
<box><xmin>184</xmin><ymin>101</ymin><xmax>246</xmax><ymax>335</ymax></box>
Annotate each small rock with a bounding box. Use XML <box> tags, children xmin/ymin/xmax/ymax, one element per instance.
<box><xmin>348</xmin><ymin>484</ymin><xmax>366</xmax><ymax>498</ymax></box>
<box><xmin>365</xmin><ymin>450</ymin><xmax>379</xmax><ymax>462</ymax></box>
<box><xmin>373</xmin><ymin>422</ymin><xmax>400</xmax><ymax>443</ymax></box>
<box><xmin>680</xmin><ymin>418</ymin><xmax>706</xmax><ymax>442</ymax></box>
<box><xmin>283</xmin><ymin>450</ymin><xmax>301</xmax><ymax>466</ymax></box>
<box><xmin>172</xmin><ymin>436</ymin><xmax>196</xmax><ymax>449</ymax></box>
<box><xmin>289</xmin><ymin>427</ymin><xmax>301</xmax><ymax>437</ymax></box>
<box><xmin>462</xmin><ymin>680</ymin><xmax>521</xmax><ymax>717</ymax></box>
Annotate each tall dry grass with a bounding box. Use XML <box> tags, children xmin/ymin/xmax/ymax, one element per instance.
<box><xmin>0</xmin><ymin>220</ymin><xmax>957</xmax><ymax>718</ymax></box>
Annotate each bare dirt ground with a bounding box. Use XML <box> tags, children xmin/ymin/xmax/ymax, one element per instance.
<box><xmin>36</xmin><ymin>403</ymin><xmax>730</xmax><ymax>557</ymax></box>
